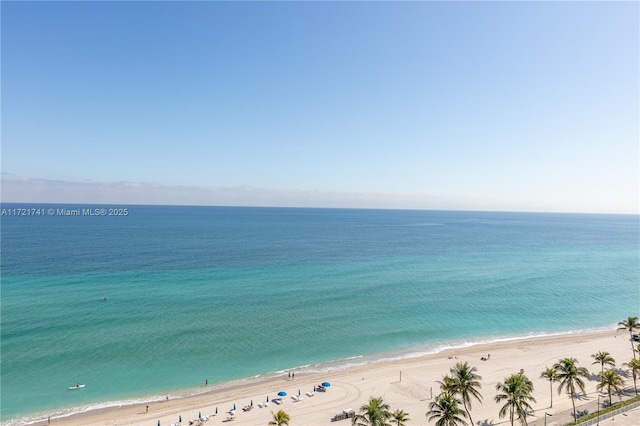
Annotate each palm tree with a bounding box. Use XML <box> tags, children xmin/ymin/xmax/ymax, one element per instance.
<box><xmin>553</xmin><ymin>358</ymin><xmax>589</xmax><ymax>420</ymax></box>
<box><xmin>618</xmin><ymin>316</ymin><xmax>640</xmax><ymax>359</ymax></box>
<box><xmin>268</xmin><ymin>409</ymin><xmax>290</xmax><ymax>426</ymax></box>
<box><xmin>426</xmin><ymin>392</ymin><xmax>468</xmax><ymax>426</ymax></box>
<box><xmin>591</xmin><ymin>351</ymin><xmax>616</xmax><ymax>375</ymax></box>
<box><xmin>495</xmin><ymin>373</ymin><xmax>536</xmax><ymax>426</ymax></box>
<box><xmin>449</xmin><ymin>362</ymin><xmax>483</xmax><ymax>426</ymax></box>
<box><xmin>392</xmin><ymin>409</ymin><xmax>410</xmax><ymax>426</ymax></box>
<box><xmin>352</xmin><ymin>397</ymin><xmax>392</xmax><ymax>426</ymax></box>
<box><xmin>623</xmin><ymin>358</ymin><xmax>640</xmax><ymax>396</ymax></box>
<box><xmin>597</xmin><ymin>369</ymin><xmax>625</xmax><ymax>406</ymax></box>
<box><xmin>437</xmin><ymin>375</ymin><xmax>457</xmax><ymax>393</ymax></box>
<box><xmin>539</xmin><ymin>367</ymin><xmax>558</xmax><ymax>408</ymax></box>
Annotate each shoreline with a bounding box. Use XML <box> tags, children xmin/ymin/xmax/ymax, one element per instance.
<box><xmin>5</xmin><ymin>327</ymin><xmax>613</xmax><ymax>423</ymax></box>
<box><xmin>9</xmin><ymin>326</ymin><xmax>638</xmax><ymax>426</ymax></box>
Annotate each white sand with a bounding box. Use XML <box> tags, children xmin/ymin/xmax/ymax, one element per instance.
<box><xmin>46</xmin><ymin>329</ymin><xmax>639</xmax><ymax>426</ymax></box>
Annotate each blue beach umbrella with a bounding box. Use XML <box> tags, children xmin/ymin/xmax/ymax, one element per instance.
<box><xmin>266</xmin><ymin>395</ymin><xmax>269</xmax><ymax>402</ymax></box>
<box><xmin>250</xmin><ymin>400</ymin><xmax>253</xmax><ymax>406</ymax></box>
<box><xmin>233</xmin><ymin>403</ymin><xmax>236</xmax><ymax>410</ymax></box>
<box><xmin>215</xmin><ymin>407</ymin><xmax>218</xmax><ymax>414</ymax></box>
<box><xmin>298</xmin><ymin>389</ymin><xmax>301</xmax><ymax>396</ymax></box>
<box><xmin>179</xmin><ymin>415</ymin><xmax>182</xmax><ymax>423</ymax></box>
<box><xmin>158</xmin><ymin>421</ymin><xmax>161</xmax><ymax>426</ymax></box>
<box><xmin>198</xmin><ymin>411</ymin><xmax>201</xmax><ymax>419</ymax></box>
<box><xmin>278</xmin><ymin>391</ymin><xmax>287</xmax><ymax>397</ymax></box>
<box><xmin>322</xmin><ymin>382</ymin><xmax>331</xmax><ymax>387</ymax></box>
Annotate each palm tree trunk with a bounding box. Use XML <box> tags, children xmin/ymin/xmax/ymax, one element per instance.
<box><xmin>510</xmin><ymin>407</ymin><xmax>514</xmax><ymax>426</ymax></box>
<box><xmin>631</xmin><ymin>331</ymin><xmax>637</xmax><ymax>359</ymax></box>
<box><xmin>549</xmin><ymin>381</ymin><xmax>553</xmax><ymax>408</ymax></box>
<box><xmin>462</xmin><ymin>399</ymin><xmax>473</xmax><ymax>426</ymax></box>
<box><xmin>571</xmin><ymin>390</ymin><xmax>577</xmax><ymax>420</ymax></box>
<box><xmin>463</xmin><ymin>399</ymin><xmax>474</xmax><ymax>426</ymax></box>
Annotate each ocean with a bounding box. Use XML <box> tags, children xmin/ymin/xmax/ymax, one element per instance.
<box><xmin>1</xmin><ymin>205</ymin><xmax>638</xmax><ymax>425</ymax></box>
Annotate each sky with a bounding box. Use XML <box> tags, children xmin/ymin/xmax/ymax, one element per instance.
<box><xmin>1</xmin><ymin>1</ymin><xmax>638</xmax><ymax>214</ymax></box>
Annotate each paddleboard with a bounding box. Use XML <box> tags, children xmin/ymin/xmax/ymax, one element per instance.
<box><xmin>69</xmin><ymin>384</ymin><xmax>85</xmax><ymax>390</ymax></box>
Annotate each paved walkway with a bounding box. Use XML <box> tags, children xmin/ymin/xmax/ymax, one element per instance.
<box><xmin>528</xmin><ymin>393</ymin><xmax>638</xmax><ymax>426</ymax></box>
<box><xmin>595</xmin><ymin>407</ymin><xmax>639</xmax><ymax>426</ymax></box>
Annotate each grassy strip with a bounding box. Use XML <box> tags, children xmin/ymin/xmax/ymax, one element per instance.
<box><xmin>566</xmin><ymin>394</ymin><xmax>640</xmax><ymax>426</ymax></box>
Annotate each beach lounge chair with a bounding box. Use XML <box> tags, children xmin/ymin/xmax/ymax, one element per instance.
<box><xmin>305</xmin><ymin>391</ymin><xmax>315</xmax><ymax>397</ymax></box>
<box><xmin>331</xmin><ymin>409</ymin><xmax>355</xmax><ymax>422</ymax></box>
<box><xmin>331</xmin><ymin>412</ymin><xmax>346</xmax><ymax>421</ymax></box>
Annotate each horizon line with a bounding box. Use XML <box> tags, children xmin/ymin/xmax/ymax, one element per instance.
<box><xmin>1</xmin><ymin>201</ymin><xmax>637</xmax><ymax>217</ymax></box>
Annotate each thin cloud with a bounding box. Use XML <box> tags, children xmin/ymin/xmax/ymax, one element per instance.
<box><xmin>0</xmin><ymin>173</ymin><xmax>475</xmax><ymax>210</ymax></box>
<box><xmin>0</xmin><ymin>173</ymin><xmax>634</xmax><ymax>214</ymax></box>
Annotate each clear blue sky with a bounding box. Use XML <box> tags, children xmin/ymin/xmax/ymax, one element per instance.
<box><xmin>2</xmin><ymin>1</ymin><xmax>638</xmax><ymax>213</ymax></box>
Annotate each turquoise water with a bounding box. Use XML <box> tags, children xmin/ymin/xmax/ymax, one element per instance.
<box><xmin>1</xmin><ymin>206</ymin><xmax>638</xmax><ymax>424</ymax></box>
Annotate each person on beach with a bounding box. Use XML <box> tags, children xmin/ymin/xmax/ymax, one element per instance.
<box><xmin>48</xmin><ymin>416</ymin><xmax>51</xmax><ymax>425</ymax></box>
<box><xmin>292</xmin><ymin>372</ymin><xmax>295</xmax><ymax>379</ymax></box>
<box><xmin>146</xmin><ymin>405</ymin><xmax>149</xmax><ymax>414</ymax></box>
<box><xmin>205</xmin><ymin>379</ymin><xmax>208</xmax><ymax>386</ymax></box>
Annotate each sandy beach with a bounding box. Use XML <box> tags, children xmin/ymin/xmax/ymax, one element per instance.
<box><xmin>39</xmin><ymin>328</ymin><xmax>639</xmax><ymax>426</ymax></box>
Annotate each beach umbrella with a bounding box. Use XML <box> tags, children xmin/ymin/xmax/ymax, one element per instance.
<box><xmin>198</xmin><ymin>411</ymin><xmax>201</xmax><ymax>419</ymax></box>
<box><xmin>322</xmin><ymin>382</ymin><xmax>331</xmax><ymax>387</ymax></box>
<box><xmin>278</xmin><ymin>391</ymin><xmax>287</xmax><ymax>397</ymax></box>
<box><xmin>157</xmin><ymin>421</ymin><xmax>161</xmax><ymax>426</ymax></box>
<box><xmin>266</xmin><ymin>395</ymin><xmax>269</xmax><ymax>402</ymax></box>
<box><xmin>250</xmin><ymin>399</ymin><xmax>253</xmax><ymax>406</ymax></box>
<box><xmin>215</xmin><ymin>407</ymin><xmax>218</xmax><ymax>414</ymax></box>
<box><xmin>233</xmin><ymin>403</ymin><xmax>236</xmax><ymax>410</ymax></box>
<box><xmin>179</xmin><ymin>415</ymin><xmax>182</xmax><ymax>423</ymax></box>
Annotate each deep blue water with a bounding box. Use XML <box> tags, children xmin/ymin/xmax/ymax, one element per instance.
<box><xmin>1</xmin><ymin>205</ymin><xmax>638</xmax><ymax>424</ymax></box>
